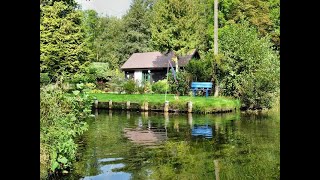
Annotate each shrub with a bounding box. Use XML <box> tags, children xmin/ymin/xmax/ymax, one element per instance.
<box><xmin>40</xmin><ymin>82</ymin><xmax>93</xmax><ymax>174</ymax></box>
<box><xmin>105</xmin><ymin>69</ymin><xmax>125</xmax><ymax>94</ymax></box>
<box><xmin>219</xmin><ymin>22</ymin><xmax>279</xmax><ymax>109</ymax></box>
<box><xmin>89</xmin><ymin>89</ymin><xmax>105</xmax><ymax>94</ymax></box>
<box><xmin>123</xmin><ymin>79</ymin><xmax>137</xmax><ymax>94</ymax></box>
<box><xmin>40</xmin><ymin>73</ymin><xmax>51</xmax><ymax>85</ymax></box>
<box><xmin>138</xmin><ymin>81</ymin><xmax>152</xmax><ymax>94</ymax></box>
<box><xmin>168</xmin><ymin>70</ymin><xmax>191</xmax><ymax>96</ymax></box>
<box><xmin>84</xmin><ymin>82</ymin><xmax>96</xmax><ymax>90</ymax></box>
<box><xmin>152</xmin><ymin>79</ymin><xmax>169</xmax><ymax>94</ymax></box>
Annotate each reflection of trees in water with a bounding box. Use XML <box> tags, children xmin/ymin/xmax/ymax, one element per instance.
<box><xmin>69</xmin><ymin>111</ymin><xmax>279</xmax><ymax>180</ymax></box>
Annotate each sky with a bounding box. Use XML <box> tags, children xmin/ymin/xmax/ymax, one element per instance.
<box><xmin>76</xmin><ymin>0</ymin><xmax>133</xmax><ymax>18</ymax></box>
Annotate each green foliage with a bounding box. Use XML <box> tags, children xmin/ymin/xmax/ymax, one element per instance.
<box><xmin>219</xmin><ymin>22</ymin><xmax>279</xmax><ymax>109</ymax></box>
<box><xmin>88</xmin><ymin>62</ymin><xmax>111</xmax><ymax>80</ymax></box>
<box><xmin>92</xmin><ymin>0</ymin><xmax>154</xmax><ymax>68</ymax></box>
<box><xmin>40</xmin><ymin>1</ymin><xmax>93</xmax><ymax>80</ymax></box>
<box><xmin>150</xmin><ymin>0</ymin><xmax>207</xmax><ymax>55</ymax></box>
<box><xmin>137</xmin><ymin>81</ymin><xmax>152</xmax><ymax>94</ymax></box>
<box><xmin>40</xmin><ymin>82</ymin><xmax>93</xmax><ymax>173</ymax></box>
<box><xmin>168</xmin><ymin>70</ymin><xmax>191</xmax><ymax>96</ymax></box>
<box><xmin>81</xmin><ymin>10</ymin><xmax>99</xmax><ymax>59</ymax></box>
<box><xmin>89</xmin><ymin>89</ymin><xmax>106</xmax><ymax>94</ymax></box>
<box><xmin>151</xmin><ymin>79</ymin><xmax>169</xmax><ymax>94</ymax></box>
<box><xmin>93</xmin><ymin>17</ymin><xmax>125</xmax><ymax>68</ymax></box>
<box><xmin>90</xmin><ymin>93</ymin><xmax>239</xmax><ymax>113</ymax></box>
<box><xmin>205</xmin><ymin>0</ymin><xmax>280</xmax><ymax>51</ymax></box>
<box><xmin>105</xmin><ymin>69</ymin><xmax>126</xmax><ymax>93</ymax></box>
<box><xmin>123</xmin><ymin>79</ymin><xmax>137</xmax><ymax>94</ymax></box>
<box><xmin>185</xmin><ymin>58</ymin><xmax>212</xmax><ymax>82</ymax></box>
<box><xmin>40</xmin><ymin>73</ymin><xmax>51</xmax><ymax>85</ymax></box>
<box><xmin>40</xmin><ymin>0</ymin><xmax>78</xmax><ymax>8</ymax></box>
<box><xmin>121</xmin><ymin>0</ymin><xmax>154</xmax><ymax>58</ymax></box>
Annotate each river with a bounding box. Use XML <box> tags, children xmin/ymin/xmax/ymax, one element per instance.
<box><xmin>62</xmin><ymin>110</ymin><xmax>279</xmax><ymax>179</ymax></box>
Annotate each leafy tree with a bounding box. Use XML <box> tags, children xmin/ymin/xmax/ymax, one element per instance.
<box><xmin>121</xmin><ymin>0</ymin><xmax>154</xmax><ymax>61</ymax></box>
<box><xmin>268</xmin><ymin>0</ymin><xmax>280</xmax><ymax>50</ymax></box>
<box><xmin>40</xmin><ymin>0</ymin><xmax>78</xmax><ymax>8</ymax></box>
<box><xmin>93</xmin><ymin>16</ymin><xmax>125</xmax><ymax>69</ymax></box>
<box><xmin>81</xmin><ymin>10</ymin><xmax>99</xmax><ymax>61</ymax></box>
<box><xmin>185</xmin><ymin>58</ymin><xmax>212</xmax><ymax>82</ymax></box>
<box><xmin>150</xmin><ymin>0</ymin><xmax>206</xmax><ymax>57</ymax></box>
<box><xmin>219</xmin><ymin>22</ymin><xmax>279</xmax><ymax>109</ymax></box>
<box><xmin>93</xmin><ymin>0</ymin><xmax>155</xmax><ymax>68</ymax></box>
<box><xmin>220</xmin><ymin>0</ymin><xmax>279</xmax><ymax>49</ymax></box>
<box><xmin>205</xmin><ymin>0</ymin><xmax>280</xmax><ymax>51</ymax></box>
<box><xmin>40</xmin><ymin>1</ymin><xmax>93</xmax><ymax>80</ymax></box>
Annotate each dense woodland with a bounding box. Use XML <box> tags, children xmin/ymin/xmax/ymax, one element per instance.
<box><xmin>41</xmin><ymin>0</ymin><xmax>279</xmax><ymax>109</ymax></box>
<box><xmin>40</xmin><ymin>0</ymin><xmax>279</xmax><ymax>177</ymax></box>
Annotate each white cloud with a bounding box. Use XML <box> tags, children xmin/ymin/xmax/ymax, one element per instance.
<box><xmin>76</xmin><ymin>0</ymin><xmax>132</xmax><ymax>18</ymax></box>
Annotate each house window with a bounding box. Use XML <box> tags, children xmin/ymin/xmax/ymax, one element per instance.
<box><xmin>142</xmin><ymin>70</ymin><xmax>151</xmax><ymax>82</ymax></box>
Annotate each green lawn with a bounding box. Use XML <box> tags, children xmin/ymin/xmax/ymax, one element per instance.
<box><xmin>89</xmin><ymin>93</ymin><xmax>240</xmax><ymax>113</ymax></box>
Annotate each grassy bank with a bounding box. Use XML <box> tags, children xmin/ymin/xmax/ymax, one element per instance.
<box><xmin>90</xmin><ymin>93</ymin><xmax>240</xmax><ymax>113</ymax></box>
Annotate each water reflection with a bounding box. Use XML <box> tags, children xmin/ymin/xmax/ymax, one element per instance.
<box><xmin>191</xmin><ymin>124</ymin><xmax>213</xmax><ymax>138</ymax></box>
<box><xmin>65</xmin><ymin>110</ymin><xmax>279</xmax><ymax>180</ymax></box>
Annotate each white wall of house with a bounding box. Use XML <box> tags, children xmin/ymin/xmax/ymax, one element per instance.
<box><xmin>134</xmin><ymin>70</ymin><xmax>142</xmax><ymax>85</ymax></box>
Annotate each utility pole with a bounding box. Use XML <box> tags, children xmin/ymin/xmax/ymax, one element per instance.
<box><xmin>213</xmin><ymin>0</ymin><xmax>219</xmax><ymax>97</ymax></box>
<box><xmin>214</xmin><ymin>0</ymin><xmax>218</xmax><ymax>55</ymax></box>
<box><xmin>214</xmin><ymin>0</ymin><xmax>221</xmax><ymax>178</ymax></box>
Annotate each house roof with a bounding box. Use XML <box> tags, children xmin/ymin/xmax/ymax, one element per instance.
<box><xmin>120</xmin><ymin>49</ymin><xmax>199</xmax><ymax>70</ymax></box>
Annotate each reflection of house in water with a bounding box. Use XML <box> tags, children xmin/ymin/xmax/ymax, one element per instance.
<box><xmin>191</xmin><ymin>125</ymin><xmax>213</xmax><ymax>139</ymax></box>
<box><xmin>124</xmin><ymin>118</ymin><xmax>167</xmax><ymax>146</ymax></box>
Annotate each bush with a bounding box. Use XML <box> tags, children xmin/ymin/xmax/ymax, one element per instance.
<box><xmin>105</xmin><ymin>69</ymin><xmax>125</xmax><ymax>93</ymax></box>
<box><xmin>185</xmin><ymin>58</ymin><xmax>212</xmax><ymax>82</ymax></box>
<box><xmin>69</xmin><ymin>72</ymin><xmax>95</xmax><ymax>84</ymax></box>
<box><xmin>152</xmin><ymin>79</ymin><xmax>169</xmax><ymax>94</ymax></box>
<box><xmin>138</xmin><ymin>81</ymin><xmax>152</xmax><ymax>94</ymax></box>
<box><xmin>40</xmin><ymin>73</ymin><xmax>51</xmax><ymax>85</ymax></box>
<box><xmin>89</xmin><ymin>62</ymin><xmax>110</xmax><ymax>80</ymax></box>
<box><xmin>40</xmin><ymin>82</ymin><xmax>93</xmax><ymax>174</ymax></box>
<box><xmin>84</xmin><ymin>82</ymin><xmax>96</xmax><ymax>90</ymax></box>
<box><xmin>168</xmin><ymin>70</ymin><xmax>191</xmax><ymax>96</ymax></box>
<box><xmin>123</xmin><ymin>79</ymin><xmax>137</xmax><ymax>94</ymax></box>
<box><xmin>219</xmin><ymin>22</ymin><xmax>280</xmax><ymax>109</ymax></box>
<box><xmin>89</xmin><ymin>89</ymin><xmax>105</xmax><ymax>94</ymax></box>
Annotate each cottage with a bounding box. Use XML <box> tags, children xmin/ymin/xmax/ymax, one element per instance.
<box><xmin>120</xmin><ymin>49</ymin><xmax>200</xmax><ymax>84</ymax></box>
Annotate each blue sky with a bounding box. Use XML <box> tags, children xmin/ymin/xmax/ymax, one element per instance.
<box><xmin>76</xmin><ymin>0</ymin><xmax>133</xmax><ymax>18</ymax></box>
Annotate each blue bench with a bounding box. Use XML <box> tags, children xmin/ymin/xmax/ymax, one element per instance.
<box><xmin>191</xmin><ymin>82</ymin><xmax>213</xmax><ymax>97</ymax></box>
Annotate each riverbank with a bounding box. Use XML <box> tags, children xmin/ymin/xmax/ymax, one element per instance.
<box><xmin>90</xmin><ymin>93</ymin><xmax>240</xmax><ymax>114</ymax></box>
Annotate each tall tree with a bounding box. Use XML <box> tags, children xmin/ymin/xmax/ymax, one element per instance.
<box><xmin>121</xmin><ymin>0</ymin><xmax>154</xmax><ymax>60</ymax></box>
<box><xmin>219</xmin><ymin>22</ymin><xmax>279</xmax><ymax>109</ymax></box>
<box><xmin>150</xmin><ymin>0</ymin><xmax>206</xmax><ymax>64</ymax></box>
<box><xmin>40</xmin><ymin>1</ymin><xmax>93</xmax><ymax>80</ymax></box>
<box><xmin>81</xmin><ymin>10</ymin><xmax>99</xmax><ymax>61</ymax></box>
<box><xmin>40</xmin><ymin>0</ymin><xmax>78</xmax><ymax>8</ymax></box>
<box><xmin>93</xmin><ymin>16</ymin><xmax>125</xmax><ymax>69</ymax></box>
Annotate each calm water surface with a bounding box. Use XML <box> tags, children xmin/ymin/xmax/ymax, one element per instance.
<box><xmin>63</xmin><ymin>110</ymin><xmax>279</xmax><ymax>180</ymax></box>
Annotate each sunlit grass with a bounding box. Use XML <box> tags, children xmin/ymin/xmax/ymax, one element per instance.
<box><xmin>89</xmin><ymin>93</ymin><xmax>240</xmax><ymax>113</ymax></box>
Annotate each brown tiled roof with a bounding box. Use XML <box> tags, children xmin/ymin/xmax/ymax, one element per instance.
<box><xmin>120</xmin><ymin>49</ymin><xmax>198</xmax><ymax>70</ymax></box>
